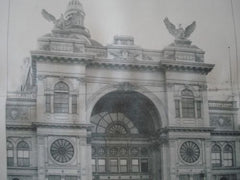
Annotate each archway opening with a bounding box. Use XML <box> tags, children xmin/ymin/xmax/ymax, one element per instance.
<box><xmin>91</xmin><ymin>90</ymin><xmax>161</xmax><ymax>135</ymax></box>
<box><xmin>90</xmin><ymin>90</ymin><xmax>162</xmax><ymax>180</ymax></box>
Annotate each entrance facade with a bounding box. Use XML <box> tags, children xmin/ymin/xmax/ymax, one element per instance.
<box><xmin>6</xmin><ymin>0</ymin><xmax>240</xmax><ymax>180</ymax></box>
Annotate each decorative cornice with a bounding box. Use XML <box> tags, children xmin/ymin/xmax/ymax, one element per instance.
<box><xmin>208</xmin><ymin>100</ymin><xmax>238</xmax><ymax>111</ymax></box>
<box><xmin>165</xmin><ymin>126</ymin><xmax>215</xmax><ymax>133</ymax></box>
<box><xmin>6</xmin><ymin>122</ymin><xmax>94</xmax><ymax>131</ymax></box>
<box><xmin>7</xmin><ymin>167</ymin><xmax>38</xmax><ymax>171</ymax></box>
<box><xmin>6</xmin><ymin>124</ymin><xmax>35</xmax><ymax>131</ymax></box>
<box><xmin>31</xmin><ymin>51</ymin><xmax>94</xmax><ymax>64</ymax></box>
<box><xmin>160</xmin><ymin>60</ymin><xmax>214</xmax><ymax>74</ymax></box>
<box><xmin>31</xmin><ymin>50</ymin><xmax>162</xmax><ymax>71</ymax></box>
<box><xmin>32</xmin><ymin>122</ymin><xmax>93</xmax><ymax>130</ymax></box>
<box><xmin>88</xmin><ymin>58</ymin><xmax>161</xmax><ymax>72</ymax></box>
<box><xmin>211</xmin><ymin>130</ymin><xmax>240</xmax><ymax>136</ymax></box>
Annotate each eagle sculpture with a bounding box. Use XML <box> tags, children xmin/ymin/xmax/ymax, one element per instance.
<box><xmin>41</xmin><ymin>9</ymin><xmax>67</xmax><ymax>29</ymax></box>
<box><xmin>163</xmin><ymin>17</ymin><xmax>196</xmax><ymax>40</ymax></box>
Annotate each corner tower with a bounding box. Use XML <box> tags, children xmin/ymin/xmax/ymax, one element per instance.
<box><xmin>65</xmin><ymin>0</ymin><xmax>85</xmax><ymax>26</ymax></box>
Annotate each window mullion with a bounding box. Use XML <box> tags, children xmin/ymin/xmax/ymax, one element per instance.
<box><xmin>51</xmin><ymin>94</ymin><xmax>54</xmax><ymax>113</ymax></box>
<box><xmin>194</xmin><ymin>100</ymin><xmax>197</xmax><ymax>119</ymax></box>
<box><xmin>179</xmin><ymin>99</ymin><xmax>183</xmax><ymax>118</ymax></box>
<box><xmin>69</xmin><ymin>94</ymin><xmax>72</xmax><ymax>114</ymax></box>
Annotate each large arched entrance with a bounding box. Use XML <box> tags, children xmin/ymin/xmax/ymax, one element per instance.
<box><xmin>90</xmin><ymin>90</ymin><xmax>162</xmax><ymax>180</ymax></box>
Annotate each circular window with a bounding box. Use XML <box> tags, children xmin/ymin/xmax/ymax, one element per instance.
<box><xmin>180</xmin><ymin>141</ymin><xmax>200</xmax><ymax>163</ymax></box>
<box><xmin>50</xmin><ymin>139</ymin><xmax>74</xmax><ymax>163</ymax></box>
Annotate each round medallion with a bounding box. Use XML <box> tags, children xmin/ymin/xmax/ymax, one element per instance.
<box><xmin>110</xmin><ymin>147</ymin><xmax>118</xmax><ymax>156</ymax></box>
<box><xmin>119</xmin><ymin>147</ymin><xmax>128</xmax><ymax>156</ymax></box>
<box><xmin>50</xmin><ymin>139</ymin><xmax>74</xmax><ymax>163</ymax></box>
<box><xmin>180</xmin><ymin>141</ymin><xmax>200</xmax><ymax>163</ymax></box>
<box><xmin>130</xmin><ymin>147</ymin><xmax>139</xmax><ymax>156</ymax></box>
<box><xmin>98</xmin><ymin>147</ymin><xmax>106</xmax><ymax>156</ymax></box>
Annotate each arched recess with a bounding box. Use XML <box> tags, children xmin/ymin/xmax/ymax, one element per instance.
<box><xmin>91</xmin><ymin>90</ymin><xmax>161</xmax><ymax>134</ymax></box>
<box><xmin>87</xmin><ymin>83</ymin><xmax>168</xmax><ymax>128</ymax></box>
<box><xmin>89</xmin><ymin>84</ymin><xmax>165</xmax><ymax>180</ymax></box>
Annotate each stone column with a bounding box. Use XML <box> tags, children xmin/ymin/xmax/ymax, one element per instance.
<box><xmin>165</xmin><ymin>82</ymin><xmax>176</xmax><ymax>126</ymax></box>
<box><xmin>205</xmin><ymin>140</ymin><xmax>212</xmax><ymax>180</ymax></box>
<box><xmin>37</xmin><ymin>135</ymin><xmax>46</xmax><ymax>180</ymax></box>
<box><xmin>78</xmin><ymin>78</ymin><xmax>86</xmax><ymax>123</ymax></box>
<box><xmin>151</xmin><ymin>144</ymin><xmax>161</xmax><ymax>180</ymax></box>
<box><xmin>169</xmin><ymin>139</ymin><xmax>177</xmax><ymax>180</ymax></box>
<box><xmin>236</xmin><ymin>139</ymin><xmax>240</xmax><ymax>179</ymax></box>
<box><xmin>161</xmin><ymin>142</ymin><xmax>169</xmax><ymax>180</ymax></box>
<box><xmin>79</xmin><ymin>134</ymin><xmax>92</xmax><ymax>180</ymax></box>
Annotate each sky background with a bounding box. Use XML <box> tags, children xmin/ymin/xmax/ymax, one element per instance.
<box><xmin>2</xmin><ymin>0</ymin><xmax>240</xmax><ymax>100</ymax></box>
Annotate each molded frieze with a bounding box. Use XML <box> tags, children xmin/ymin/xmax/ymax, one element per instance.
<box><xmin>6</xmin><ymin>106</ymin><xmax>32</xmax><ymax>121</ymax></box>
<box><xmin>210</xmin><ymin>114</ymin><xmax>233</xmax><ymax>130</ymax></box>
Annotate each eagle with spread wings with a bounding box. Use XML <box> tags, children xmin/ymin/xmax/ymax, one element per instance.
<box><xmin>41</xmin><ymin>9</ymin><xmax>67</xmax><ymax>29</ymax></box>
<box><xmin>163</xmin><ymin>17</ymin><xmax>196</xmax><ymax>40</ymax></box>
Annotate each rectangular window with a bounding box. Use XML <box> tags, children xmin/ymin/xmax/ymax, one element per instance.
<box><xmin>92</xmin><ymin>159</ymin><xmax>96</xmax><ymax>173</ymax></box>
<box><xmin>110</xmin><ymin>159</ymin><xmax>118</xmax><ymax>172</ymax></box>
<box><xmin>7</xmin><ymin>150</ymin><xmax>14</xmax><ymax>166</ymax></box>
<box><xmin>175</xmin><ymin>100</ymin><xmax>180</xmax><ymax>118</ymax></box>
<box><xmin>17</xmin><ymin>150</ymin><xmax>30</xmax><ymax>167</ymax></box>
<box><xmin>131</xmin><ymin>159</ymin><xmax>139</xmax><ymax>172</ymax></box>
<box><xmin>46</xmin><ymin>94</ymin><xmax>51</xmax><ymax>113</ymax></box>
<box><xmin>120</xmin><ymin>159</ymin><xmax>127</xmax><ymax>173</ymax></box>
<box><xmin>72</xmin><ymin>95</ymin><xmax>77</xmax><ymax>114</ymax></box>
<box><xmin>223</xmin><ymin>152</ymin><xmax>233</xmax><ymax>167</ymax></box>
<box><xmin>193</xmin><ymin>174</ymin><xmax>202</xmax><ymax>180</ymax></box>
<box><xmin>211</xmin><ymin>152</ymin><xmax>221</xmax><ymax>167</ymax></box>
<box><xmin>98</xmin><ymin>159</ymin><xmax>106</xmax><ymax>172</ymax></box>
<box><xmin>179</xmin><ymin>175</ymin><xmax>190</xmax><ymax>180</ymax></box>
<box><xmin>141</xmin><ymin>159</ymin><xmax>148</xmax><ymax>173</ymax></box>
<box><xmin>48</xmin><ymin>175</ymin><xmax>61</xmax><ymax>180</ymax></box>
<box><xmin>54</xmin><ymin>93</ymin><xmax>69</xmax><ymax>113</ymax></box>
<box><xmin>182</xmin><ymin>98</ymin><xmax>195</xmax><ymax>118</ymax></box>
<box><xmin>196</xmin><ymin>101</ymin><xmax>201</xmax><ymax>118</ymax></box>
<box><xmin>65</xmin><ymin>176</ymin><xmax>78</xmax><ymax>180</ymax></box>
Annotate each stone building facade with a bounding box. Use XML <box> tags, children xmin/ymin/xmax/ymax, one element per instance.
<box><xmin>6</xmin><ymin>0</ymin><xmax>240</xmax><ymax>180</ymax></box>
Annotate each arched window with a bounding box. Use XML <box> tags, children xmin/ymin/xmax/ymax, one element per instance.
<box><xmin>175</xmin><ymin>89</ymin><xmax>202</xmax><ymax>118</ymax></box>
<box><xmin>54</xmin><ymin>82</ymin><xmax>69</xmax><ymax>113</ymax></box>
<box><xmin>7</xmin><ymin>141</ymin><xmax>14</xmax><ymax>166</ymax></box>
<box><xmin>17</xmin><ymin>141</ymin><xmax>30</xmax><ymax>167</ymax></box>
<box><xmin>223</xmin><ymin>145</ymin><xmax>233</xmax><ymax>167</ymax></box>
<box><xmin>181</xmin><ymin>89</ymin><xmax>195</xmax><ymax>118</ymax></box>
<box><xmin>211</xmin><ymin>144</ymin><xmax>221</xmax><ymax>167</ymax></box>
